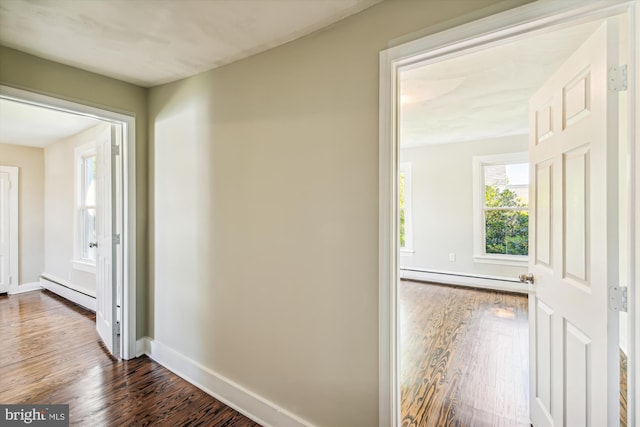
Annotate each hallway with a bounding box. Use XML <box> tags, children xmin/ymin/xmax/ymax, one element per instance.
<box><xmin>0</xmin><ymin>290</ymin><xmax>260</xmax><ymax>426</ymax></box>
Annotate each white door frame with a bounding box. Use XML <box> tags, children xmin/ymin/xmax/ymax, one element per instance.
<box><xmin>378</xmin><ymin>1</ymin><xmax>639</xmax><ymax>426</ymax></box>
<box><xmin>0</xmin><ymin>166</ymin><xmax>19</xmax><ymax>294</ymax></box>
<box><xmin>0</xmin><ymin>85</ymin><xmax>138</xmax><ymax>360</ymax></box>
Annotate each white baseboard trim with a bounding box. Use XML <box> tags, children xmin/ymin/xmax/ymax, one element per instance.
<box><xmin>400</xmin><ymin>268</ymin><xmax>531</xmax><ymax>294</ymax></box>
<box><xmin>136</xmin><ymin>337</ymin><xmax>150</xmax><ymax>357</ymax></box>
<box><xmin>40</xmin><ymin>276</ymin><xmax>96</xmax><ymax>311</ymax></box>
<box><xmin>142</xmin><ymin>338</ymin><xmax>312</xmax><ymax>427</ymax></box>
<box><xmin>8</xmin><ymin>282</ymin><xmax>43</xmax><ymax>295</ymax></box>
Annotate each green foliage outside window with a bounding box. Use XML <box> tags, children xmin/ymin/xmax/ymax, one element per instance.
<box><xmin>485</xmin><ymin>185</ymin><xmax>528</xmax><ymax>256</ymax></box>
<box><xmin>399</xmin><ymin>173</ymin><xmax>406</xmax><ymax>247</ymax></box>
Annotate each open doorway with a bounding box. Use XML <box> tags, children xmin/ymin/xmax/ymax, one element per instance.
<box><xmin>397</xmin><ymin>17</ymin><xmax>627</xmax><ymax>426</ymax></box>
<box><xmin>379</xmin><ymin>2</ymin><xmax>637</xmax><ymax>426</ymax></box>
<box><xmin>0</xmin><ymin>87</ymin><xmax>137</xmax><ymax>359</ymax></box>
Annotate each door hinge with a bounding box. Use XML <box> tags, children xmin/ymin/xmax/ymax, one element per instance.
<box><xmin>112</xmin><ymin>144</ymin><xmax>120</xmax><ymax>156</ymax></box>
<box><xmin>114</xmin><ymin>321</ymin><xmax>121</xmax><ymax>336</ymax></box>
<box><xmin>608</xmin><ymin>65</ymin><xmax>627</xmax><ymax>92</ymax></box>
<box><xmin>609</xmin><ymin>286</ymin><xmax>628</xmax><ymax>312</ymax></box>
<box><xmin>113</xmin><ymin>234</ymin><xmax>121</xmax><ymax>245</ymax></box>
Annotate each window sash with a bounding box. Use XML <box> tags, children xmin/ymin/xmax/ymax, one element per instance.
<box><xmin>484</xmin><ymin>206</ymin><xmax>528</xmax><ymax>212</ymax></box>
<box><xmin>79</xmin><ymin>207</ymin><xmax>96</xmax><ymax>261</ymax></box>
<box><xmin>75</xmin><ymin>146</ymin><xmax>97</xmax><ymax>265</ymax></box>
<box><xmin>482</xmin><ymin>207</ymin><xmax>528</xmax><ymax>257</ymax></box>
<box><xmin>472</xmin><ymin>152</ymin><xmax>529</xmax><ymax>264</ymax></box>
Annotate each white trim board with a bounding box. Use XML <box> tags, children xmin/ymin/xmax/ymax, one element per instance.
<box><xmin>8</xmin><ymin>282</ymin><xmax>43</xmax><ymax>295</ymax></box>
<box><xmin>140</xmin><ymin>338</ymin><xmax>313</xmax><ymax>427</ymax></box>
<box><xmin>379</xmin><ymin>1</ymin><xmax>639</xmax><ymax>426</ymax></box>
<box><xmin>135</xmin><ymin>337</ymin><xmax>150</xmax><ymax>358</ymax></box>
<box><xmin>0</xmin><ymin>166</ymin><xmax>19</xmax><ymax>294</ymax></box>
<box><xmin>40</xmin><ymin>275</ymin><xmax>96</xmax><ymax>312</ymax></box>
<box><xmin>400</xmin><ymin>268</ymin><xmax>530</xmax><ymax>294</ymax></box>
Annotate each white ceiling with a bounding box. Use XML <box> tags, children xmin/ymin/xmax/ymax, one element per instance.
<box><xmin>0</xmin><ymin>3</ymin><xmax>604</xmax><ymax>148</ymax></box>
<box><xmin>0</xmin><ymin>0</ymin><xmax>381</xmax><ymax>87</ymax></box>
<box><xmin>400</xmin><ymin>20</ymin><xmax>602</xmax><ymax>148</ymax></box>
<box><xmin>0</xmin><ymin>98</ymin><xmax>100</xmax><ymax>147</ymax></box>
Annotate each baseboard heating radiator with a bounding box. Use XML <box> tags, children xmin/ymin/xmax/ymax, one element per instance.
<box><xmin>400</xmin><ymin>267</ymin><xmax>529</xmax><ymax>294</ymax></box>
<box><xmin>40</xmin><ymin>274</ymin><xmax>97</xmax><ymax>311</ymax></box>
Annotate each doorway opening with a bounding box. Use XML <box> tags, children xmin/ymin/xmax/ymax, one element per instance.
<box><xmin>0</xmin><ymin>85</ymin><xmax>137</xmax><ymax>360</ymax></box>
<box><xmin>379</xmin><ymin>2</ymin><xmax>637</xmax><ymax>426</ymax></box>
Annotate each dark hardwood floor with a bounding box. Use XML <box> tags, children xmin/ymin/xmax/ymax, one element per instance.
<box><xmin>400</xmin><ymin>280</ymin><xmax>529</xmax><ymax>427</ymax></box>
<box><xmin>400</xmin><ymin>280</ymin><xmax>630</xmax><ymax>427</ymax></box>
<box><xmin>0</xmin><ymin>290</ymin><xmax>261</xmax><ymax>427</ymax></box>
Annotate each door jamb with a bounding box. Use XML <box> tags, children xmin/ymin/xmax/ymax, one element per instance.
<box><xmin>0</xmin><ymin>166</ymin><xmax>19</xmax><ymax>294</ymax></box>
<box><xmin>378</xmin><ymin>1</ymin><xmax>638</xmax><ymax>426</ymax></box>
<box><xmin>0</xmin><ymin>85</ymin><xmax>138</xmax><ymax>360</ymax></box>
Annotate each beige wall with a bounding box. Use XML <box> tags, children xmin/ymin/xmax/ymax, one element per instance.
<box><xmin>399</xmin><ymin>135</ymin><xmax>529</xmax><ymax>278</ymax></box>
<box><xmin>0</xmin><ymin>46</ymin><xmax>148</xmax><ymax>336</ymax></box>
<box><xmin>148</xmin><ymin>1</ymin><xmax>531</xmax><ymax>425</ymax></box>
<box><xmin>43</xmin><ymin>123</ymin><xmax>109</xmax><ymax>295</ymax></box>
<box><xmin>0</xmin><ymin>143</ymin><xmax>44</xmax><ymax>284</ymax></box>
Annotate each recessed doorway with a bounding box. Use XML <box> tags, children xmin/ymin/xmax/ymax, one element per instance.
<box><xmin>0</xmin><ymin>86</ymin><xmax>137</xmax><ymax>359</ymax></box>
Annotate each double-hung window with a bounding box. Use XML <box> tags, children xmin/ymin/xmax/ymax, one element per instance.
<box><xmin>473</xmin><ymin>152</ymin><xmax>529</xmax><ymax>265</ymax></box>
<box><xmin>74</xmin><ymin>142</ymin><xmax>97</xmax><ymax>271</ymax></box>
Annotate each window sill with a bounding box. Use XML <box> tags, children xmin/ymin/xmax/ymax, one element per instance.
<box><xmin>400</xmin><ymin>248</ymin><xmax>414</xmax><ymax>256</ymax></box>
<box><xmin>72</xmin><ymin>260</ymin><xmax>96</xmax><ymax>274</ymax></box>
<box><xmin>473</xmin><ymin>255</ymin><xmax>528</xmax><ymax>267</ymax></box>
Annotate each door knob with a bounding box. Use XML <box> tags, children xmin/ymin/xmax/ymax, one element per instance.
<box><xmin>89</xmin><ymin>242</ymin><xmax>98</xmax><ymax>248</ymax></box>
<box><xmin>519</xmin><ymin>273</ymin><xmax>534</xmax><ymax>284</ymax></box>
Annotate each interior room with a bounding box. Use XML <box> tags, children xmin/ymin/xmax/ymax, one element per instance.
<box><xmin>0</xmin><ymin>99</ymin><xmax>104</xmax><ymax>295</ymax></box>
<box><xmin>396</xmin><ymin>14</ymin><xmax>631</xmax><ymax>427</ymax></box>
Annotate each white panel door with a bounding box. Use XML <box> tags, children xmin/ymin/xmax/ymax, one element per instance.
<box><xmin>95</xmin><ymin>125</ymin><xmax>118</xmax><ymax>357</ymax></box>
<box><xmin>528</xmin><ymin>19</ymin><xmax>620</xmax><ymax>427</ymax></box>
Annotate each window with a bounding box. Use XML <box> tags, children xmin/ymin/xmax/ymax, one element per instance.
<box><xmin>399</xmin><ymin>162</ymin><xmax>413</xmax><ymax>253</ymax></box>
<box><xmin>74</xmin><ymin>142</ymin><xmax>97</xmax><ymax>271</ymax></box>
<box><xmin>473</xmin><ymin>153</ymin><xmax>529</xmax><ymax>265</ymax></box>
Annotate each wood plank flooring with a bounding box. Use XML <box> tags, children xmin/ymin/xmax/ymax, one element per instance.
<box><xmin>400</xmin><ymin>280</ymin><xmax>631</xmax><ymax>427</ymax></box>
<box><xmin>621</xmin><ymin>349</ymin><xmax>628</xmax><ymax>427</ymax></box>
<box><xmin>0</xmin><ymin>290</ymin><xmax>261</xmax><ymax>427</ymax></box>
<box><xmin>400</xmin><ymin>280</ymin><xmax>529</xmax><ymax>427</ymax></box>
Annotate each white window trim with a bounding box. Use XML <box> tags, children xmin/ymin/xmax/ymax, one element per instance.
<box><xmin>73</xmin><ymin>141</ymin><xmax>97</xmax><ymax>273</ymax></box>
<box><xmin>472</xmin><ymin>151</ymin><xmax>529</xmax><ymax>266</ymax></box>
<box><xmin>399</xmin><ymin>162</ymin><xmax>414</xmax><ymax>254</ymax></box>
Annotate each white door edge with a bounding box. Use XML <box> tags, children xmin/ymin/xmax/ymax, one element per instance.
<box><xmin>0</xmin><ymin>166</ymin><xmax>19</xmax><ymax>294</ymax></box>
<box><xmin>0</xmin><ymin>85</ymin><xmax>138</xmax><ymax>360</ymax></box>
<box><xmin>378</xmin><ymin>1</ymin><xmax>639</xmax><ymax>426</ymax></box>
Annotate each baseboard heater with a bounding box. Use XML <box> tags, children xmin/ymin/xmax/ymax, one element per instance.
<box><xmin>400</xmin><ymin>267</ymin><xmax>529</xmax><ymax>294</ymax></box>
<box><xmin>40</xmin><ymin>274</ymin><xmax>96</xmax><ymax>312</ymax></box>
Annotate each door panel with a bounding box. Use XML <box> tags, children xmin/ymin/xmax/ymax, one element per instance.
<box><xmin>564</xmin><ymin>321</ymin><xmax>590</xmax><ymax>426</ymax></box>
<box><xmin>535</xmin><ymin>300</ymin><xmax>553</xmax><ymax>422</ymax></box>
<box><xmin>535</xmin><ymin>162</ymin><xmax>553</xmax><ymax>267</ymax></box>
<box><xmin>563</xmin><ymin>146</ymin><xmax>589</xmax><ymax>285</ymax></box>
<box><xmin>529</xmin><ymin>18</ymin><xmax>619</xmax><ymax>427</ymax></box>
<box><xmin>563</xmin><ymin>69</ymin><xmax>591</xmax><ymax>127</ymax></box>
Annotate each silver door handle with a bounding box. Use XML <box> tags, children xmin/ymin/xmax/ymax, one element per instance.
<box><xmin>89</xmin><ymin>242</ymin><xmax>98</xmax><ymax>248</ymax></box>
<box><xmin>519</xmin><ymin>273</ymin><xmax>534</xmax><ymax>284</ymax></box>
